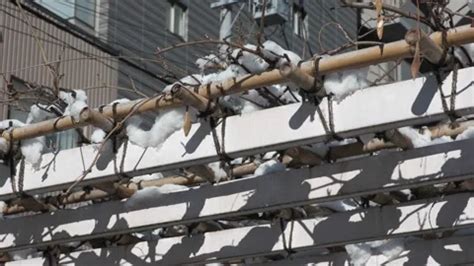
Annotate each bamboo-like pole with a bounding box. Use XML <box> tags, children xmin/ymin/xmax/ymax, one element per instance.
<box><xmin>171</xmin><ymin>84</ymin><xmax>215</xmax><ymax>113</ymax></box>
<box><xmin>3</xmin><ymin>26</ymin><xmax>473</xmax><ymax>142</ymax></box>
<box><xmin>80</xmin><ymin>108</ymin><xmax>115</xmax><ymax>132</ymax></box>
<box><xmin>279</xmin><ymin>62</ymin><xmax>316</xmax><ymax>93</ymax></box>
<box><xmin>405</xmin><ymin>29</ymin><xmax>446</xmax><ymax>64</ymax></box>
<box><xmin>2</xmin><ymin>162</ymin><xmax>259</xmax><ymax>215</ymax></box>
<box><xmin>329</xmin><ymin>119</ymin><xmax>474</xmax><ymax>160</ymax></box>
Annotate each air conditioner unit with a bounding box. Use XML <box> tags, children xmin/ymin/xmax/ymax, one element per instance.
<box><xmin>253</xmin><ymin>0</ymin><xmax>289</xmax><ymax>26</ymax></box>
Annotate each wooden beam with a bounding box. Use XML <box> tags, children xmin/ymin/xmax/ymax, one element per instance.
<box><xmin>3</xmin><ymin>26</ymin><xmax>473</xmax><ymax>142</ymax></box>
<box><xmin>1</xmin><ymin>66</ymin><xmax>472</xmax><ymax>199</ymax></box>
<box><xmin>9</xmin><ymin>193</ymin><xmax>474</xmax><ymax>264</ymax></box>
<box><xmin>1</xmin><ymin>138</ymin><xmax>474</xmax><ymax>251</ymax></box>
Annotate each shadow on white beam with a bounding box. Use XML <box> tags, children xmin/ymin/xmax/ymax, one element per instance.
<box><xmin>270</xmin><ymin>234</ymin><xmax>474</xmax><ymax>266</ymax></box>
<box><xmin>0</xmin><ymin>66</ymin><xmax>472</xmax><ymax>200</ymax></box>
<box><xmin>1</xmin><ymin>138</ymin><xmax>474</xmax><ymax>252</ymax></box>
<box><xmin>10</xmin><ymin>193</ymin><xmax>474</xmax><ymax>265</ymax></box>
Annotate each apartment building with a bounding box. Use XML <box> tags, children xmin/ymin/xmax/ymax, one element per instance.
<box><xmin>2</xmin><ymin>0</ymin><xmax>359</xmax><ymax>149</ymax></box>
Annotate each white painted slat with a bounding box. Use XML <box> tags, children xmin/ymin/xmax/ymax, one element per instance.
<box><xmin>270</xmin><ymin>234</ymin><xmax>474</xmax><ymax>266</ymax></box>
<box><xmin>1</xmin><ymin>138</ymin><xmax>474</xmax><ymax>251</ymax></box>
<box><xmin>1</xmin><ymin>67</ymin><xmax>472</xmax><ymax>199</ymax></box>
<box><xmin>17</xmin><ymin>193</ymin><xmax>474</xmax><ymax>265</ymax></box>
<box><xmin>9</xmin><ymin>232</ymin><xmax>474</xmax><ymax>265</ymax></box>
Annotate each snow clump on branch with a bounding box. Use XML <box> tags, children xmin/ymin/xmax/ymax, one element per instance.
<box><xmin>0</xmin><ymin>90</ymin><xmax>89</xmax><ymax>168</ymax></box>
<box><xmin>90</xmin><ymin>98</ymin><xmax>187</xmax><ymax>150</ymax></box>
<box><xmin>324</xmin><ymin>67</ymin><xmax>369</xmax><ymax>102</ymax></box>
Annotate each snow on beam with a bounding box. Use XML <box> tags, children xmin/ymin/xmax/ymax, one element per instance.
<box><xmin>1</xmin><ymin>138</ymin><xmax>474</xmax><ymax>251</ymax></box>
<box><xmin>0</xmin><ymin>66</ymin><xmax>472</xmax><ymax>199</ymax></box>
<box><xmin>10</xmin><ymin>193</ymin><xmax>474</xmax><ymax>265</ymax></box>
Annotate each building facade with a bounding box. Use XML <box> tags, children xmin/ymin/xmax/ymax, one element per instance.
<box><xmin>2</xmin><ymin>0</ymin><xmax>359</xmax><ymax>149</ymax></box>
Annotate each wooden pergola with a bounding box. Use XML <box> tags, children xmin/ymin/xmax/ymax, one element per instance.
<box><xmin>2</xmin><ymin>25</ymin><xmax>474</xmax><ymax>265</ymax></box>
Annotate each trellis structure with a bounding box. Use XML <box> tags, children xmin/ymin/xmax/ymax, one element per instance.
<box><xmin>1</xmin><ymin>25</ymin><xmax>474</xmax><ymax>265</ymax></box>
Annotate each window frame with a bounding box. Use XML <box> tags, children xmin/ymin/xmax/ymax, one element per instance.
<box><xmin>292</xmin><ymin>4</ymin><xmax>308</xmax><ymax>38</ymax></box>
<box><xmin>74</xmin><ymin>0</ymin><xmax>97</xmax><ymax>29</ymax></box>
<box><xmin>168</xmin><ymin>1</ymin><xmax>188</xmax><ymax>41</ymax></box>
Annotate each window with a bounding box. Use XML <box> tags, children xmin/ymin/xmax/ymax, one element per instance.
<box><xmin>7</xmin><ymin>77</ymin><xmax>79</xmax><ymax>151</ymax></box>
<box><xmin>34</xmin><ymin>0</ymin><xmax>96</xmax><ymax>30</ymax></box>
<box><xmin>293</xmin><ymin>4</ymin><xmax>308</xmax><ymax>38</ymax></box>
<box><xmin>74</xmin><ymin>0</ymin><xmax>97</xmax><ymax>29</ymax></box>
<box><xmin>168</xmin><ymin>2</ymin><xmax>188</xmax><ymax>40</ymax></box>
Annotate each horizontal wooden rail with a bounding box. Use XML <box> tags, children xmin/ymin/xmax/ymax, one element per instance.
<box><xmin>8</xmin><ymin>193</ymin><xmax>474</xmax><ymax>264</ymax></box>
<box><xmin>1</xmin><ymin>66</ymin><xmax>472</xmax><ymax>199</ymax></box>
<box><xmin>3</xmin><ymin>26</ymin><xmax>474</xmax><ymax>142</ymax></box>
<box><xmin>1</xmin><ymin>138</ymin><xmax>474</xmax><ymax>251</ymax></box>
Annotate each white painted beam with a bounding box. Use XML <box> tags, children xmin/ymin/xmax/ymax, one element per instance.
<box><xmin>9</xmin><ymin>234</ymin><xmax>474</xmax><ymax>265</ymax></box>
<box><xmin>1</xmin><ymin>138</ymin><xmax>474</xmax><ymax>252</ymax></box>
<box><xmin>270</xmin><ymin>234</ymin><xmax>474</xmax><ymax>266</ymax></box>
<box><xmin>1</xmin><ymin>67</ymin><xmax>472</xmax><ymax>199</ymax></box>
<box><xmin>11</xmin><ymin>193</ymin><xmax>474</xmax><ymax>265</ymax></box>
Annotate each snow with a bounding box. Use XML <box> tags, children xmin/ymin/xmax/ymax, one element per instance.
<box><xmin>90</xmin><ymin>98</ymin><xmax>185</xmax><ymax>150</ymax></box>
<box><xmin>90</xmin><ymin>128</ymin><xmax>106</xmax><ymax>144</ymax></box>
<box><xmin>345</xmin><ymin>243</ymin><xmax>372</xmax><ymax>266</ymax></box>
<box><xmin>125</xmin><ymin>184</ymin><xmax>189</xmax><ymax>210</ymax></box>
<box><xmin>262</xmin><ymin>40</ymin><xmax>302</xmax><ymax>66</ymax></box>
<box><xmin>324</xmin><ymin>68</ymin><xmax>369</xmax><ymax>102</ymax></box>
<box><xmin>60</xmin><ymin>90</ymin><xmax>88</xmax><ymax>120</ymax></box>
<box><xmin>196</xmin><ymin>54</ymin><xmax>223</xmax><ymax>71</ymax></box>
<box><xmin>398</xmin><ymin>127</ymin><xmax>452</xmax><ymax>148</ymax></box>
<box><xmin>345</xmin><ymin>239</ymin><xmax>404</xmax><ymax>265</ymax></box>
<box><xmin>231</xmin><ymin>44</ymin><xmax>269</xmax><ymax>73</ymax></box>
<box><xmin>133</xmin><ymin>228</ymin><xmax>163</xmax><ymax>241</ymax></box>
<box><xmin>26</xmin><ymin>104</ymin><xmax>55</xmax><ymax>124</ymax></box>
<box><xmin>131</xmin><ymin>172</ymin><xmax>164</xmax><ymax>183</ymax></box>
<box><xmin>208</xmin><ymin>162</ymin><xmax>228</xmax><ymax>182</ymax></box>
<box><xmin>318</xmin><ymin>199</ymin><xmax>358</xmax><ymax>212</ymax></box>
<box><xmin>9</xmin><ymin>248</ymin><xmax>41</xmax><ymax>261</ymax></box>
<box><xmin>0</xmin><ymin>90</ymin><xmax>89</xmax><ymax>167</ymax></box>
<box><xmin>252</xmin><ymin>159</ymin><xmax>286</xmax><ymax>177</ymax></box>
<box><xmin>127</xmin><ymin>108</ymin><xmax>185</xmax><ymax>149</ymax></box>
<box><xmin>0</xmin><ymin>118</ymin><xmax>45</xmax><ymax>166</ymax></box>
<box><xmin>20</xmin><ymin>137</ymin><xmax>45</xmax><ymax>168</ymax></box>
<box><xmin>0</xmin><ymin>119</ymin><xmax>25</xmax><ymax>129</ymax></box>
<box><xmin>456</xmin><ymin>126</ymin><xmax>474</xmax><ymax>140</ymax></box>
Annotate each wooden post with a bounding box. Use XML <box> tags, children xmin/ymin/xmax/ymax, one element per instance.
<box><xmin>2</xmin><ymin>26</ymin><xmax>473</xmax><ymax>142</ymax></box>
